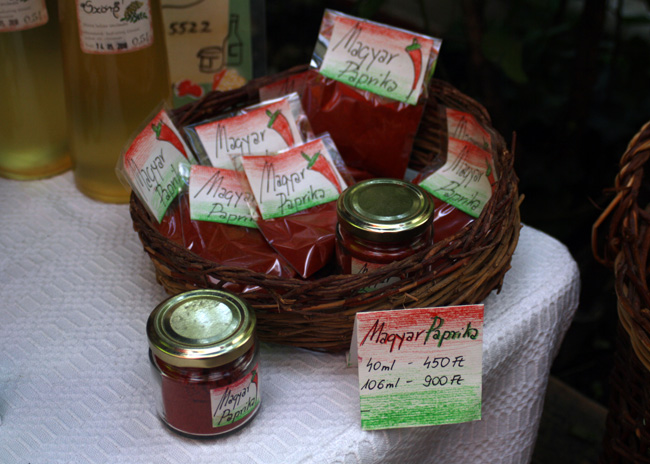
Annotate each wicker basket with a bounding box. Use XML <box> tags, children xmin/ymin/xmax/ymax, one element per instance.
<box><xmin>130</xmin><ymin>66</ymin><xmax>522</xmax><ymax>352</ymax></box>
<box><xmin>592</xmin><ymin>120</ymin><xmax>650</xmax><ymax>462</ymax></box>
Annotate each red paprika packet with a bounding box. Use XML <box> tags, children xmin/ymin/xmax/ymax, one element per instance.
<box><xmin>149</xmin><ymin>176</ymin><xmax>296</xmax><ymax>293</ymax></box>
<box><xmin>239</xmin><ymin>135</ymin><xmax>354</xmax><ymax>278</ymax></box>
<box><xmin>413</xmin><ymin>106</ymin><xmax>499</xmax><ymax>242</ymax></box>
<box><xmin>179</xmin><ymin>193</ymin><xmax>296</xmax><ymax>292</ymax></box>
<box><xmin>261</xmin><ymin>10</ymin><xmax>442</xmax><ymax>181</ymax></box>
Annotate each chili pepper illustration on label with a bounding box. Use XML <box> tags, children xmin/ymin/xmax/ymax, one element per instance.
<box><xmin>266</xmin><ymin>109</ymin><xmax>295</xmax><ymax>147</ymax></box>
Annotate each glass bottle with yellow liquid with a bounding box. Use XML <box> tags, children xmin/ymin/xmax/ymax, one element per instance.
<box><xmin>0</xmin><ymin>0</ymin><xmax>71</xmax><ymax>180</ymax></box>
<box><xmin>58</xmin><ymin>0</ymin><xmax>171</xmax><ymax>203</ymax></box>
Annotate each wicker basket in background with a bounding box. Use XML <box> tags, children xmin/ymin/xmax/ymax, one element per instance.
<box><xmin>592</xmin><ymin>120</ymin><xmax>650</xmax><ymax>462</ymax></box>
<box><xmin>130</xmin><ymin>65</ymin><xmax>522</xmax><ymax>352</ymax></box>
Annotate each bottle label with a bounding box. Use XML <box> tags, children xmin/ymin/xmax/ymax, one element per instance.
<box><xmin>211</xmin><ymin>363</ymin><xmax>260</xmax><ymax>429</ymax></box>
<box><xmin>240</xmin><ymin>136</ymin><xmax>348</xmax><ymax>220</ymax></box>
<box><xmin>0</xmin><ymin>0</ymin><xmax>48</xmax><ymax>32</ymax></box>
<box><xmin>75</xmin><ymin>0</ymin><xmax>154</xmax><ymax>54</ymax></box>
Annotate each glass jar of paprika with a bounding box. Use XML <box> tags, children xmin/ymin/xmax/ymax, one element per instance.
<box><xmin>336</xmin><ymin>178</ymin><xmax>434</xmax><ymax>283</ymax></box>
<box><xmin>147</xmin><ymin>289</ymin><xmax>260</xmax><ymax>437</ymax></box>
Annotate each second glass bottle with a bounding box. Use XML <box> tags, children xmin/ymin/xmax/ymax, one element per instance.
<box><xmin>58</xmin><ymin>0</ymin><xmax>171</xmax><ymax>203</ymax></box>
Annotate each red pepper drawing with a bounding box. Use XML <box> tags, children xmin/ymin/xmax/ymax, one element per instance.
<box><xmin>251</xmin><ymin>369</ymin><xmax>258</xmax><ymax>390</ymax></box>
<box><xmin>405</xmin><ymin>38</ymin><xmax>422</xmax><ymax>100</ymax></box>
<box><xmin>266</xmin><ymin>109</ymin><xmax>295</xmax><ymax>147</ymax></box>
<box><xmin>152</xmin><ymin>121</ymin><xmax>189</xmax><ymax>159</ymax></box>
<box><xmin>485</xmin><ymin>159</ymin><xmax>497</xmax><ymax>187</ymax></box>
<box><xmin>175</xmin><ymin>79</ymin><xmax>203</xmax><ymax>99</ymax></box>
<box><xmin>302</xmin><ymin>151</ymin><xmax>342</xmax><ymax>193</ymax></box>
<box><xmin>212</xmin><ymin>69</ymin><xmax>227</xmax><ymax>91</ymax></box>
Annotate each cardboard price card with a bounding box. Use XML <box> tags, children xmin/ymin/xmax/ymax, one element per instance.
<box><xmin>350</xmin><ymin>305</ymin><xmax>484</xmax><ymax>430</ymax></box>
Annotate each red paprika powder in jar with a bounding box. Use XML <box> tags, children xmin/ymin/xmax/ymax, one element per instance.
<box><xmin>336</xmin><ymin>179</ymin><xmax>434</xmax><ymax>281</ymax></box>
<box><xmin>147</xmin><ymin>289</ymin><xmax>260</xmax><ymax>437</ymax></box>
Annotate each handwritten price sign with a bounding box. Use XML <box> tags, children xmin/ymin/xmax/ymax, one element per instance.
<box><xmin>350</xmin><ymin>305</ymin><xmax>484</xmax><ymax>430</ymax></box>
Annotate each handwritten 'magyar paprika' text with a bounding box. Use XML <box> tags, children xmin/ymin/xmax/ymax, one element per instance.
<box><xmin>332</xmin><ymin>22</ymin><xmax>399</xmax><ymax>92</ymax></box>
<box><xmin>128</xmin><ymin>149</ymin><xmax>183</xmax><ymax>205</ymax></box>
<box><xmin>360</xmin><ymin>319</ymin><xmax>426</xmax><ymax>352</ymax></box>
<box><xmin>360</xmin><ymin>315</ymin><xmax>481</xmax><ymax>352</ymax></box>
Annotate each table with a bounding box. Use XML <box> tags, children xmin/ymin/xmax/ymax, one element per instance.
<box><xmin>0</xmin><ymin>172</ymin><xmax>580</xmax><ymax>463</ymax></box>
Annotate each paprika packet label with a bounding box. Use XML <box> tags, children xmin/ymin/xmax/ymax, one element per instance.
<box><xmin>119</xmin><ymin>108</ymin><xmax>192</xmax><ymax>222</ymax></box>
<box><xmin>348</xmin><ymin>305</ymin><xmax>483</xmax><ymax>430</ymax></box>
<box><xmin>447</xmin><ymin>108</ymin><xmax>492</xmax><ymax>151</ymax></box>
<box><xmin>75</xmin><ymin>0</ymin><xmax>154</xmax><ymax>54</ymax></box>
<box><xmin>189</xmin><ymin>164</ymin><xmax>257</xmax><ymax>228</ymax></box>
<box><xmin>0</xmin><ymin>0</ymin><xmax>47</xmax><ymax>32</ymax></box>
<box><xmin>211</xmin><ymin>362</ymin><xmax>260</xmax><ymax>429</ymax></box>
<box><xmin>240</xmin><ymin>135</ymin><xmax>348</xmax><ymax>220</ymax></box>
<box><xmin>184</xmin><ymin>93</ymin><xmax>307</xmax><ymax>170</ymax></box>
<box><xmin>417</xmin><ymin>138</ymin><xmax>497</xmax><ymax>218</ymax></box>
<box><xmin>315</xmin><ymin>10</ymin><xmax>442</xmax><ymax>106</ymax></box>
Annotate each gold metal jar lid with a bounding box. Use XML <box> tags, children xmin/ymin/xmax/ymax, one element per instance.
<box><xmin>147</xmin><ymin>289</ymin><xmax>256</xmax><ymax>369</ymax></box>
<box><xmin>337</xmin><ymin>178</ymin><xmax>434</xmax><ymax>243</ymax></box>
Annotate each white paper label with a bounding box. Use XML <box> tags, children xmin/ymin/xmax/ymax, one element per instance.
<box><xmin>75</xmin><ymin>0</ymin><xmax>154</xmax><ymax>54</ymax></box>
<box><xmin>351</xmin><ymin>258</ymin><xmax>400</xmax><ymax>292</ymax></box>
<box><xmin>210</xmin><ymin>363</ymin><xmax>260</xmax><ymax>428</ymax></box>
<box><xmin>447</xmin><ymin>108</ymin><xmax>492</xmax><ymax>151</ymax></box>
<box><xmin>121</xmin><ymin>108</ymin><xmax>191</xmax><ymax>222</ymax></box>
<box><xmin>241</xmin><ymin>137</ymin><xmax>347</xmax><ymax>220</ymax></box>
<box><xmin>0</xmin><ymin>0</ymin><xmax>47</xmax><ymax>32</ymax></box>
<box><xmin>319</xmin><ymin>11</ymin><xmax>441</xmax><ymax>105</ymax></box>
<box><xmin>188</xmin><ymin>96</ymin><xmax>304</xmax><ymax>169</ymax></box>
<box><xmin>189</xmin><ymin>165</ymin><xmax>257</xmax><ymax>228</ymax></box>
<box><xmin>417</xmin><ymin>138</ymin><xmax>496</xmax><ymax>218</ymax></box>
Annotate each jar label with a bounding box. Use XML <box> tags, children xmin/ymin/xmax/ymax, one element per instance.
<box><xmin>188</xmin><ymin>165</ymin><xmax>257</xmax><ymax>228</ymax></box>
<box><xmin>351</xmin><ymin>258</ymin><xmax>400</xmax><ymax>292</ymax></box>
<box><xmin>211</xmin><ymin>363</ymin><xmax>260</xmax><ymax>429</ymax></box>
<box><xmin>0</xmin><ymin>0</ymin><xmax>48</xmax><ymax>32</ymax></box>
<box><xmin>240</xmin><ymin>136</ymin><xmax>348</xmax><ymax>220</ymax></box>
<box><xmin>75</xmin><ymin>0</ymin><xmax>154</xmax><ymax>54</ymax></box>
<box><xmin>417</xmin><ymin>138</ymin><xmax>496</xmax><ymax>218</ymax></box>
<box><xmin>316</xmin><ymin>10</ymin><xmax>442</xmax><ymax>105</ymax></box>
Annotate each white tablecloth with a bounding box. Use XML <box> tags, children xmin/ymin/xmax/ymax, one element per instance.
<box><xmin>0</xmin><ymin>172</ymin><xmax>580</xmax><ymax>464</ymax></box>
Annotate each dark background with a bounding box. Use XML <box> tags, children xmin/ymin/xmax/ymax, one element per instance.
<box><xmin>264</xmin><ymin>0</ymin><xmax>650</xmax><ymax>406</ymax></box>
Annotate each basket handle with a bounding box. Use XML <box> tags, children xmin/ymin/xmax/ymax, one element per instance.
<box><xmin>592</xmin><ymin>119</ymin><xmax>650</xmax><ymax>268</ymax></box>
